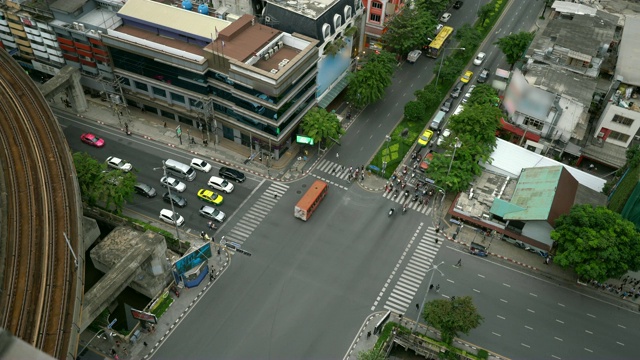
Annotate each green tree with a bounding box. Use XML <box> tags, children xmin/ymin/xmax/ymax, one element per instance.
<box><xmin>347</xmin><ymin>51</ymin><xmax>396</xmax><ymax>108</ymax></box>
<box><xmin>495</xmin><ymin>31</ymin><xmax>535</xmax><ymax>68</ymax></box>
<box><xmin>422</xmin><ymin>296</ymin><xmax>484</xmax><ymax>345</ymax></box>
<box><xmin>433</xmin><ymin>55</ymin><xmax>466</xmax><ymax>85</ymax></box>
<box><xmin>380</xmin><ymin>8</ymin><xmax>435</xmax><ymax>56</ymax></box>
<box><xmin>466</xmin><ymin>84</ymin><xmax>500</xmax><ymax>107</ymax></box>
<box><xmin>73</xmin><ymin>152</ymin><xmax>136</xmax><ymax>214</ymax></box>
<box><xmin>477</xmin><ymin>3</ymin><xmax>493</xmax><ymax>25</ymax></box>
<box><xmin>357</xmin><ymin>348</ymin><xmax>386</xmax><ymax>360</ymax></box>
<box><xmin>415</xmin><ymin>83</ymin><xmax>443</xmax><ymax>109</ymax></box>
<box><xmin>73</xmin><ymin>152</ymin><xmax>105</xmax><ymax>206</ymax></box>
<box><xmin>427</xmin><ymin>133</ymin><xmax>484</xmax><ymax>193</ymax></box>
<box><xmin>551</xmin><ymin>205</ymin><xmax>640</xmax><ymax>281</ymax></box>
<box><xmin>416</xmin><ymin>0</ymin><xmax>449</xmax><ymax>17</ymax></box>
<box><xmin>404</xmin><ymin>100</ymin><xmax>426</xmax><ymax>122</ymax></box>
<box><xmin>449</xmin><ymin>104</ymin><xmax>502</xmax><ymax>145</ymax></box>
<box><xmin>300</xmin><ymin>107</ymin><xmax>345</xmax><ymax>146</ymax></box>
<box><xmin>454</xmin><ymin>24</ymin><xmax>482</xmax><ymax>52</ymax></box>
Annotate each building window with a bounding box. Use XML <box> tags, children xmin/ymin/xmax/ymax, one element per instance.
<box><xmin>523</xmin><ymin>116</ymin><xmax>544</xmax><ymax>131</ymax></box>
<box><xmin>152</xmin><ymin>87</ymin><xmax>166</xmax><ymax>98</ymax></box>
<box><xmin>608</xmin><ymin>130</ymin><xmax>630</xmax><ymax>142</ymax></box>
<box><xmin>134</xmin><ymin>81</ymin><xmax>148</xmax><ymax>92</ymax></box>
<box><xmin>322</xmin><ymin>23</ymin><xmax>331</xmax><ymax>39</ymax></box>
<box><xmin>171</xmin><ymin>92</ymin><xmax>185</xmax><ymax>103</ymax></box>
<box><xmin>370</xmin><ymin>14</ymin><xmax>381</xmax><ymax>22</ymax></box>
<box><xmin>612</xmin><ymin>114</ymin><xmax>634</xmax><ymax>126</ymax></box>
<box><xmin>333</xmin><ymin>14</ymin><xmax>342</xmax><ymax>29</ymax></box>
<box><xmin>344</xmin><ymin>6</ymin><xmax>352</xmax><ymax>20</ymax></box>
<box><xmin>371</xmin><ymin>1</ymin><xmax>382</xmax><ymax>9</ymax></box>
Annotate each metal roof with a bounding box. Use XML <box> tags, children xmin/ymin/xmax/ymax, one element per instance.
<box><xmin>501</xmin><ymin>166</ymin><xmax>564</xmax><ymax>221</ymax></box>
<box><xmin>118</xmin><ymin>0</ymin><xmax>231</xmax><ymax>42</ymax></box>
<box><xmin>616</xmin><ymin>16</ymin><xmax>640</xmax><ymax>87</ymax></box>
<box><xmin>482</xmin><ymin>138</ymin><xmax>606</xmax><ymax>192</ymax></box>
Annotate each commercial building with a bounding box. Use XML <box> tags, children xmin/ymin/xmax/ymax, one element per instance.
<box><xmin>101</xmin><ymin>0</ymin><xmax>319</xmax><ymax>159</ymax></box>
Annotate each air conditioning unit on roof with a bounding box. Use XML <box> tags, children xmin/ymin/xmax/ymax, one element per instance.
<box><xmin>264</xmin><ymin>53</ymin><xmax>270</xmax><ymax>60</ymax></box>
<box><xmin>270</xmin><ymin>68</ymin><xmax>279</xmax><ymax>74</ymax></box>
<box><xmin>268</xmin><ymin>48</ymin><xmax>274</xmax><ymax>57</ymax></box>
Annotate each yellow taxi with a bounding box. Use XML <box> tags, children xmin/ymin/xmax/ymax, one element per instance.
<box><xmin>197</xmin><ymin>189</ymin><xmax>224</xmax><ymax>205</ymax></box>
<box><xmin>461</xmin><ymin>70</ymin><xmax>473</xmax><ymax>83</ymax></box>
<box><xmin>417</xmin><ymin>128</ymin><xmax>434</xmax><ymax>147</ymax></box>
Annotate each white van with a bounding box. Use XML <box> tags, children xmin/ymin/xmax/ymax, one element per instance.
<box><xmin>430</xmin><ymin>111</ymin><xmax>446</xmax><ymax>131</ymax></box>
<box><xmin>164</xmin><ymin>159</ymin><xmax>196</xmax><ymax>181</ymax></box>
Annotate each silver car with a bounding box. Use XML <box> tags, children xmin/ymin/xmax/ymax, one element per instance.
<box><xmin>160</xmin><ymin>176</ymin><xmax>186</xmax><ymax>193</ymax></box>
<box><xmin>199</xmin><ymin>205</ymin><xmax>226</xmax><ymax>222</ymax></box>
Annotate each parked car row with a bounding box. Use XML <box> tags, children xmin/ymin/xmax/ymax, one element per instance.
<box><xmin>155</xmin><ymin>158</ymin><xmax>246</xmax><ymax>228</ymax></box>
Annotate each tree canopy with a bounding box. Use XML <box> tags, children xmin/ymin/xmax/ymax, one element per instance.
<box><xmin>495</xmin><ymin>31</ymin><xmax>535</xmax><ymax>68</ymax></box>
<box><xmin>357</xmin><ymin>348</ymin><xmax>386</xmax><ymax>360</ymax></box>
<box><xmin>380</xmin><ymin>7</ymin><xmax>435</xmax><ymax>56</ymax></box>
<box><xmin>300</xmin><ymin>107</ymin><xmax>345</xmax><ymax>146</ymax></box>
<box><xmin>73</xmin><ymin>152</ymin><xmax>136</xmax><ymax>214</ymax></box>
<box><xmin>422</xmin><ymin>296</ymin><xmax>484</xmax><ymax>345</ymax></box>
<box><xmin>416</xmin><ymin>0</ymin><xmax>449</xmax><ymax>17</ymax></box>
<box><xmin>466</xmin><ymin>84</ymin><xmax>500</xmax><ymax>107</ymax></box>
<box><xmin>426</xmin><ymin>101</ymin><xmax>501</xmax><ymax>193</ymax></box>
<box><xmin>415</xmin><ymin>83</ymin><xmax>443</xmax><ymax>109</ymax></box>
<box><xmin>551</xmin><ymin>205</ymin><xmax>640</xmax><ymax>281</ymax></box>
<box><xmin>454</xmin><ymin>24</ymin><xmax>482</xmax><ymax>53</ymax></box>
<box><xmin>404</xmin><ymin>100</ymin><xmax>426</xmax><ymax>123</ymax></box>
<box><xmin>347</xmin><ymin>50</ymin><xmax>396</xmax><ymax>108</ymax></box>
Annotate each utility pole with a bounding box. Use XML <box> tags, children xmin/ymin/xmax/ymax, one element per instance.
<box><xmin>413</xmin><ymin>261</ymin><xmax>445</xmax><ymax>334</ymax></box>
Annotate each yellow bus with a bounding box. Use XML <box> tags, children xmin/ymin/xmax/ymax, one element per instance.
<box><xmin>425</xmin><ymin>26</ymin><xmax>454</xmax><ymax>58</ymax></box>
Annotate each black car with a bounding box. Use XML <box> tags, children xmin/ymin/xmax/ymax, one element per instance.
<box><xmin>453</xmin><ymin>1</ymin><xmax>463</xmax><ymax>9</ymax></box>
<box><xmin>163</xmin><ymin>192</ymin><xmax>187</xmax><ymax>208</ymax></box>
<box><xmin>134</xmin><ymin>183</ymin><xmax>157</xmax><ymax>198</ymax></box>
<box><xmin>219</xmin><ymin>166</ymin><xmax>246</xmax><ymax>182</ymax></box>
<box><xmin>440</xmin><ymin>97</ymin><xmax>454</xmax><ymax>112</ymax></box>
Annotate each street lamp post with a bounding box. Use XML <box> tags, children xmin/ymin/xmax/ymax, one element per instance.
<box><xmin>413</xmin><ymin>261</ymin><xmax>445</xmax><ymax>333</ymax></box>
<box><xmin>435</xmin><ymin>47</ymin><xmax>466</xmax><ymax>90</ymax></box>
<box><xmin>154</xmin><ymin>161</ymin><xmax>181</xmax><ymax>241</ymax></box>
<box><xmin>446</xmin><ymin>136</ymin><xmax>462</xmax><ymax>177</ymax></box>
<box><xmin>77</xmin><ymin>329</ymin><xmax>106</xmax><ymax>358</ymax></box>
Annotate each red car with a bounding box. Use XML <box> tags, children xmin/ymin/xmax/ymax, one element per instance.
<box><xmin>81</xmin><ymin>133</ymin><xmax>105</xmax><ymax>148</ymax></box>
<box><xmin>419</xmin><ymin>152</ymin><xmax>434</xmax><ymax>171</ymax></box>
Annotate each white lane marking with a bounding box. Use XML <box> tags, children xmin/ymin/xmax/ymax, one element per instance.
<box><xmin>556</xmin><ymin>319</ymin><xmax>564</xmax><ymax>324</ymax></box>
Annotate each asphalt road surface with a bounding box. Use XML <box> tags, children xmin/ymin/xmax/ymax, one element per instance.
<box><xmin>155</xmin><ymin>178</ymin><xmax>433</xmax><ymax>358</ymax></box>
<box><xmin>57</xmin><ymin>113</ymin><xmax>261</xmax><ymax>239</ymax></box>
<box><xmin>419</xmin><ymin>244</ymin><xmax>640</xmax><ymax>359</ymax></box>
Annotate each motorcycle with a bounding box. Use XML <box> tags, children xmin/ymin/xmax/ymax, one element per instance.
<box><xmin>402</xmin><ymin>204</ymin><xmax>407</xmax><ymax>214</ymax></box>
<box><xmin>170</xmin><ymin>285</ymin><xmax>180</xmax><ymax>298</ymax></box>
<box><xmin>403</xmin><ymin>190</ymin><xmax>410</xmax><ymax>197</ymax></box>
<box><xmin>388</xmin><ymin>208</ymin><xmax>395</xmax><ymax>217</ymax></box>
<box><xmin>392</xmin><ymin>189</ymin><xmax>399</xmax><ymax>198</ymax></box>
<box><xmin>411</xmin><ymin>194</ymin><xmax>419</xmax><ymax>202</ymax></box>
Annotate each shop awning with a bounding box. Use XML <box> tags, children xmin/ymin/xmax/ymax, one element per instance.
<box><xmin>500</xmin><ymin>118</ymin><xmax>541</xmax><ymax>142</ymax></box>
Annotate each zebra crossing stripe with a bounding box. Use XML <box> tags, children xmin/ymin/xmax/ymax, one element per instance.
<box><xmin>383</xmin><ymin>303</ymin><xmax>405</xmax><ymax>313</ymax></box>
<box><xmin>386</xmin><ymin>295</ymin><xmax>409</xmax><ymax>308</ymax></box>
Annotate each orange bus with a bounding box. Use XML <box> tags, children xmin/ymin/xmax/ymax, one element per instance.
<box><xmin>294</xmin><ymin>180</ymin><xmax>328</xmax><ymax>221</ymax></box>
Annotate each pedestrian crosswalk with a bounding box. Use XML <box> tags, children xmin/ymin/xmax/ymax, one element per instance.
<box><xmin>221</xmin><ymin>182</ymin><xmax>289</xmax><ymax>254</ymax></box>
<box><xmin>382</xmin><ymin>190</ymin><xmax>435</xmax><ymax>215</ymax></box>
<box><xmin>382</xmin><ymin>227</ymin><xmax>442</xmax><ymax>314</ymax></box>
<box><xmin>314</xmin><ymin>159</ymin><xmax>360</xmax><ymax>180</ymax></box>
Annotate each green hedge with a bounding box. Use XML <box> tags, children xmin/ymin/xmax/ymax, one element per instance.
<box><xmin>609</xmin><ymin>165</ymin><xmax>640</xmax><ymax>213</ymax></box>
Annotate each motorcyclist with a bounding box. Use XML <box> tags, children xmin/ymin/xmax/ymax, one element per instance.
<box><xmin>388</xmin><ymin>207</ymin><xmax>395</xmax><ymax>216</ymax></box>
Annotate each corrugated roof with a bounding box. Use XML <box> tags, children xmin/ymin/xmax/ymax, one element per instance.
<box><xmin>502</xmin><ymin>166</ymin><xmax>564</xmax><ymax>221</ymax></box>
<box><xmin>118</xmin><ymin>0</ymin><xmax>231</xmax><ymax>42</ymax></box>
<box><xmin>490</xmin><ymin>198</ymin><xmax>526</xmax><ymax>218</ymax></box>
<box><xmin>482</xmin><ymin>138</ymin><xmax>606</xmax><ymax>192</ymax></box>
<box><xmin>616</xmin><ymin>16</ymin><xmax>640</xmax><ymax>87</ymax></box>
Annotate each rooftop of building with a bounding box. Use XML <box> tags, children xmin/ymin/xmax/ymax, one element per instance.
<box><xmin>523</xmin><ymin>62</ymin><xmax>598</xmax><ymax>106</ymax></box>
<box><xmin>118</xmin><ymin>0</ymin><xmax>231</xmax><ymax>42</ymax></box>
<box><xmin>529</xmin><ymin>2</ymin><xmax>618</xmax><ymax>63</ymax></box>
<box><xmin>616</xmin><ymin>15</ymin><xmax>640</xmax><ymax>87</ymax></box>
<box><xmin>267</xmin><ymin>0</ymin><xmax>340</xmax><ymax>20</ymax></box>
<box><xmin>492</xmin><ymin>166</ymin><xmax>567</xmax><ymax>221</ymax></box>
<box><xmin>484</xmin><ymin>138</ymin><xmax>606</xmax><ymax>192</ymax></box>
<box><xmin>115</xmin><ymin>24</ymin><xmax>206</xmax><ymax>55</ymax></box>
<box><xmin>49</xmin><ymin>0</ymin><xmax>87</xmax><ymax>14</ymax></box>
<box><xmin>608</xmin><ymin>81</ymin><xmax>640</xmax><ymax>114</ymax></box>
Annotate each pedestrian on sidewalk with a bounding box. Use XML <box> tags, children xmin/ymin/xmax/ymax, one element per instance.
<box><xmin>143</xmin><ymin>342</ymin><xmax>148</xmax><ymax>347</ymax></box>
<box><xmin>415</xmin><ymin>303</ymin><xmax>419</xmax><ymax>310</ymax></box>
<box><xmin>208</xmin><ymin>221</ymin><xmax>213</xmax><ymax>229</ymax></box>
<box><xmin>436</xmin><ymin>284</ymin><xmax>440</xmax><ymax>292</ymax></box>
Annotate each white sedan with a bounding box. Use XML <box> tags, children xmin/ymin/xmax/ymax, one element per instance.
<box><xmin>437</xmin><ymin>129</ymin><xmax>451</xmax><ymax>146</ymax></box>
<box><xmin>473</xmin><ymin>52</ymin><xmax>486</xmax><ymax>66</ymax></box>
<box><xmin>190</xmin><ymin>158</ymin><xmax>212</xmax><ymax>173</ymax></box>
<box><xmin>159</xmin><ymin>209</ymin><xmax>184</xmax><ymax>226</ymax></box>
<box><xmin>160</xmin><ymin>176</ymin><xmax>186</xmax><ymax>193</ymax></box>
<box><xmin>106</xmin><ymin>156</ymin><xmax>132</xmax><ymax>172</ymax></box>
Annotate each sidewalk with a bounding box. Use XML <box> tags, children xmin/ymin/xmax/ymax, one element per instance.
<box><xmin>54</xmin><ymin>95</ymin><xmax>325</xmax><ymax>182</ymax></box>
